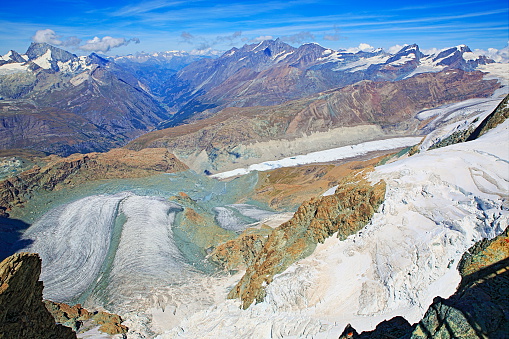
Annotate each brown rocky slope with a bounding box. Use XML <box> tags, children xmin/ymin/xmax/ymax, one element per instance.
<box><xmin>0</xmin><ymin>147</ymin><xmax>188</xmax><ymax>215</ymax></box>
<box><xmin>222</xmin><ymin>169</ymin><xmax>386</xmax><ymax>309</ymax></box>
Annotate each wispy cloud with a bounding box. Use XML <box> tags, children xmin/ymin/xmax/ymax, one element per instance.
<box><xmin>323</xmin><ymin>26</ymin><xmax>345</xmax><ymax>41</ymax></box>
<box><xmin>111</xmin><ymin>0</ymin><xmax>191</xmax><ymax>17</ymax></box>
<box><xmin>281</xmin><ymin>31</ymin><xmax>315</xmax><ymax>44</ymax></box>
<box><xmin>30</xmin><ymin>29</ymin><xmax>140</xmax><ymax>53</ymax></box>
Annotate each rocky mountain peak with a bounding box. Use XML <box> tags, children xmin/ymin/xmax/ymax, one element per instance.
<box><xmin>432</xmin><ymin>44</ymin><xmax>494</xmax><ymax>70</ymax></box>
<box><xmin>25</xmin><ymin>42</ymin><xmax>78</xmax><ymax>63</ymax></box>
<box><xmin>386</xmin><ymin>43</ymin><xmax>423</xmax><ymax>64</ymax></box>
<box><xmin>1</xmin><ymin>50</ymin><xmax>26</xmax><ymax>63</ymax></box>
<box><xmin>86</xmin><ymin>52</ymin><xmax>110</xmax><ymax>66</ymax></box>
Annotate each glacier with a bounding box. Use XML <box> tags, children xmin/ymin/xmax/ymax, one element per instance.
<box><xmin>155</xmin><ymin>118</ymin><xmax>508</xmax><ymax>339</ymax></box>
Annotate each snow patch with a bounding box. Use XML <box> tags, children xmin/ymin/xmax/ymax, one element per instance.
<box><xmin>212</xmin><ymin>136</ymin><xmax>422</xmax><ymax>179</ymax></box>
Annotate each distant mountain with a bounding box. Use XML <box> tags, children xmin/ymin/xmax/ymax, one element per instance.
<box><xmin>0</xmin><ymin>43</ymin><xmax>169</xmax><ymax>156</ymax></box>
<box><xmin>158</xmin><ymin>40</ymin><xmax>496</xmax><ymax>127</ymax></box>
<box><xmin>0</xmin><ymin>41</ymin><xmax>500</xmax><ymax>155</ymax></box>
<box><xmin>113</xmin><ymin>51</ymin><xmax>211</xmax><ymax>97</ymax></box>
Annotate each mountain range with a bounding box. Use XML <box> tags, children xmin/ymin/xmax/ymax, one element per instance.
<box><xmin>0</xmin><ymin>40</ymin><xmax>498</xmax><ymax>156</ymax></box>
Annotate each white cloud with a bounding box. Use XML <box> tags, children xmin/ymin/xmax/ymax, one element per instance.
<box><xmin>31</xmin><ymin>29</ymin><xmax>139</xmax><ymax>53</ymax></box>
<box><xmin>473</xmin><ymin>42</ymin><xmax>509</xmax><ymax>63</ymax></box>
<box><xmin>189</xmin><ymin>48</ymin><xmax>222</xmax><ymax>56</ymax></box>
<box><xmin>79</xmin><ymin>36</ymin><xmax>140</xmax><ymax>53</ymax></box>
<box><xmin>421</xmin><ymin>47</ymin><xmax>440</xmax><ymax>55</ymax></box>
<box><xmin>32</xmin><ymin>29</ymin><xmax>62</xmax><ymax>45</ymax></box>
<box><xmin>345</xmin><ymin>43</ymin><xmax>375</xmax><ymax>53</ymax></box>
<box><xmin>388</xmin><ymin>44</ymin><xmax>408</xmax><ymax>54</ymax></box>
<box><xmin>253</xmin><ymin>35</ymin><xmax>273</xmax><ymax>42</ymax></box>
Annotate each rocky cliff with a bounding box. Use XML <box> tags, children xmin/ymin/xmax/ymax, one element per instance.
<box><xmin>226</xmin><ymin>169</ymin><xmax>386</xmax><ymax>308</ymax></box>
<box><xmin>0</xmin><ymin>252</ymin><xmax>76</xmax><ymax>339</ymax></box>
<box><xmin>0</xmin><ymin>148</ymin><xmax>187</xmax><ymax>215</ymax></box>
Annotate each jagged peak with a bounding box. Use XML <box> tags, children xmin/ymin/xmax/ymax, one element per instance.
<box><xmin>26</xmin><ymin>42</ymin><xmax>77</xmax><ymax>63</ymax></box>
<box><xmin>86</xmin><ymin>52</ymin><xmax>110</xmax><ymax>66</ymax></box>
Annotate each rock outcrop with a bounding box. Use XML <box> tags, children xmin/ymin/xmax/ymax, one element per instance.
<box><xmin>44</xmin><ymin>301</ymin><xmax>128</xmax><ymax>335</ymax></box>
<box><xmin>0</xmin><ymin>252</ymin><xmax>76</xmax><ymax>339</ymax></box>
<box><xmin>0</xmin><ymin>148</ymin><xmax>187</xmax><ymax>214</ymax></box>
<box><xmin>227</xmin><ymin>169</ymin><xmax>386</xmax><ymax>308</ymax></box>
<box><xmin>209</xmin><ymin>226</ymin><xmax>273</xmax><ymax>271</ymax></box>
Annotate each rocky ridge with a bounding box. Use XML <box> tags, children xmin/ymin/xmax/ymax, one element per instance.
<box><xmin>0</xmin><ymin>148</ymin><xmax>187</xmax><ymax>216</ymax></box>
<box><xmin>0</xmin><ymin>252</ymin><xmax>76</xmax><ymax>339</ymax></box>
<box><xmin>225</xmin><ymin>169</ymin><xmax>386</xmax><ymax>308</ymax></box>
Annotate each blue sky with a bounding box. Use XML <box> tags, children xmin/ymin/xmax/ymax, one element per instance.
<box><xmin>0</xmin><ymin>0</ymin><xmax>507</xmax><ymax>55</ymax></box>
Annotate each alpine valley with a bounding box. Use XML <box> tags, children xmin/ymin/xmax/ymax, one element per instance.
<box><xmin>0</xmin><ymin>39</ymin><xmax>507</xmax><ymax>339</ymax></box>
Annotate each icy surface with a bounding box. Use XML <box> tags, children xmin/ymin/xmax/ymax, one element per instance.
<box><xmin>212</xmin><ymin>136</ymin><xmax>422</xmax><ymax>179</ymax></box>
<box><xmin>103</xmin><ymin>195</ymin><xmax>189</xmax><ymax>311</ymax></box>
<box><xmin>333</xmin><ymin>54</ymin><xmax>389</xmax><ymax>72</ymax></box>
<box><xmin>157</xmin><ymin>120</ymin><xmax>509</xmax><ymax>339</ymax></box>
<box><xmin>21</xmin><ymin>193</ymin><xmax>128</xmax><ymax>302</ymax></box>
<box><xmin>0</xmin><ymin>62</ymin><xmax>29</xmax><ymax>74</ymax></box>
<box><xmin>214</xmin><ymin>204</ymin><xmax>276</xmax><ymax>232</ymax></box>
<box><xmin>33</xmin><ymin>49</ymin><xmax>53</xmax><ymax>69</ymax></box>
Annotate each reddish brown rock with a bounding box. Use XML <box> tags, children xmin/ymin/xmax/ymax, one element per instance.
<box><xmin>44</xmin><ymin>301</ymin><xmax>128</xmax><ymax>335</ymax></box>
<box><xmin>228</xmin><ymin>169</ymin><xmax>386</xmax><ymax>308</ymax></box>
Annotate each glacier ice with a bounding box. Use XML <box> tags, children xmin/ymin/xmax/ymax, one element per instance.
<box><xmin>155</xmin><ymin>120</ymin><xmax>509</xmax><ymax>339</ymax></box>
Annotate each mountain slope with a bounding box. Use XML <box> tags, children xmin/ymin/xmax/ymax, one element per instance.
<box><xmin>0</xmin><ymin>43</ymin><xmax>169</xmax><ymax>156</ymax></box>
<box><xmin>159</xmin><ymin>41</ymin><xmax>495</xmax><ymax>126</ymax></box>
<box><xmin>128</xmin><ymin>69</ymin><xmax>501</xmax><ymax>173</ymax></box>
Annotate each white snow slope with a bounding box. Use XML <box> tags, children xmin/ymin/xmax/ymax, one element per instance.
<box><xmin>157</xmin><ymin>119</ymin><xmax>509</xmax><ymax>338</ymax></box>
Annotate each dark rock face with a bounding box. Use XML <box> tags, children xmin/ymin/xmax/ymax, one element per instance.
<box><xmin>227</xmin><ymin>170</ymin><xmax>386</xmax><ymax>309</ymax></box>
<box><xmin>25</xmin><ymin>42</ymin><xmax>78</xmax><ymax>71</ymax></box>
<box><xmin>0</xmin><ymin>252</ymin><xmax>77</xmax><ymax>339</ymax></box>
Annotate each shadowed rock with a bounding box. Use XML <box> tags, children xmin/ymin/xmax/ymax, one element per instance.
<box><xmin>0</xmin><ymin>252</ymin><xmax>76</xmax><ymax>339</ymax></box>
